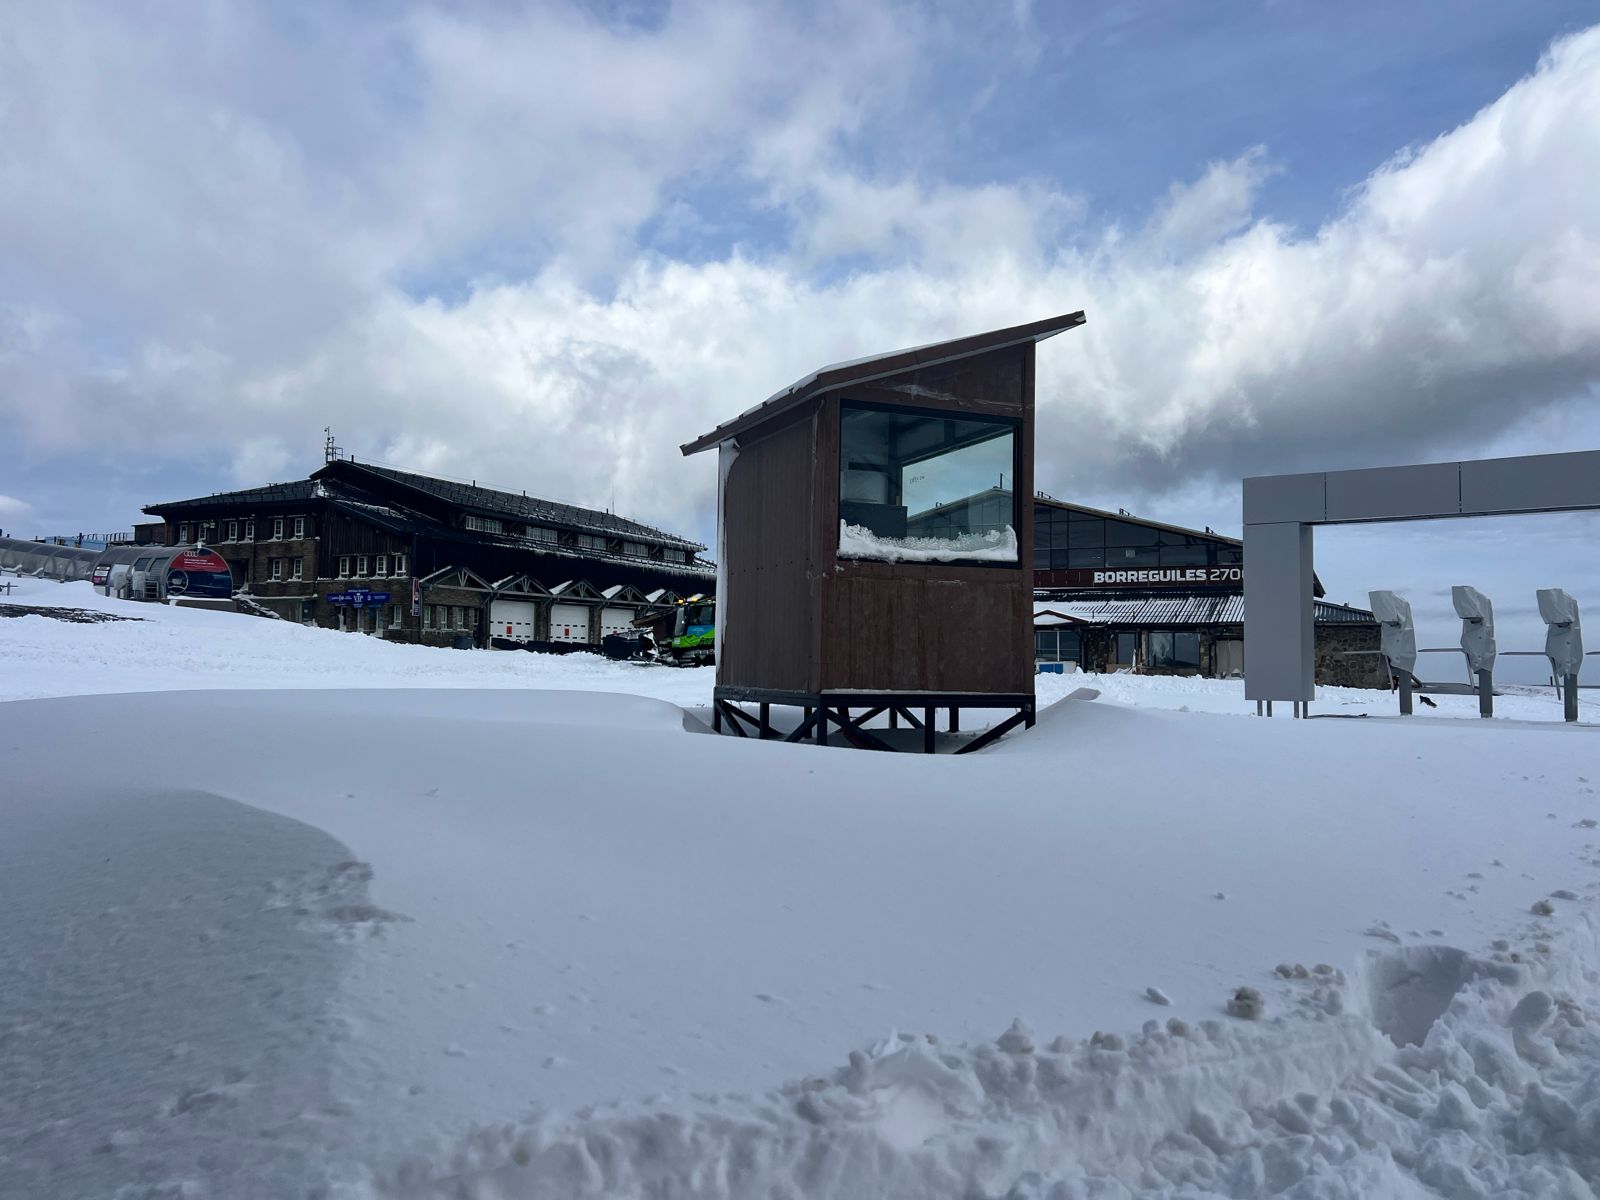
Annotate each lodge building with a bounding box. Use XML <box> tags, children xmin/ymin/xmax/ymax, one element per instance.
<box><xmin>137</xmin><ymin>458</ymin><xmax>713</xmax><ymax>646</ymax></box>
<box><xmin>1029</xmin><ymin>495</ymin><xmax>1385</xmax><ymax>687</ymax></box>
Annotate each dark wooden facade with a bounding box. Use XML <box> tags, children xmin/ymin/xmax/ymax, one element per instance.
<box><xmin>688</xmin><ymin>314</ymin><xmax>1083</xmax><ymax>708</ymax></box>
<box><xmin>141</xmin><ymin>461</ymin><xmax>713</xmax><ymax>645</ymax></box>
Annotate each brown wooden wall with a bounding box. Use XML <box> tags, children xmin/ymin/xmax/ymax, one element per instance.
<box><xmin>718</xmin><ymin>404</ymin><xmax>820</xmax><ymax>693</ymax></box>
<box><xmin>716</xmin><ymin>340</ymin><xmax>1035</xmax><ymax>696</ymax></box>
<box><xmin>816</xmin><ymin>343</ymin><xmax>1035</xmax><ymax>693</ymax></box>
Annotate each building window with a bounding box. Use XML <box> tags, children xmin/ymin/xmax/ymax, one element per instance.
<box><xmin>1113</xmin><ymin>632</ymin><xmax>1137</xmax><ymax>666</ymax></box>
<box><xmin>357</xmin><ymin>555</ymin><xmax>369</xmax><ymax>576</ymax></box>
<box><xmin>269</xmin><ymin>558</ymin><xmax>283</xmax><ymax>581</ymax></box>
<box><xmin>421</xmin><ymin>604</ymin><xmax>432</xmax><ymax>630</ymax></box>
<box><xmin>294</xmin><ymin>516</ymin><xmax>306</xmax><ymax>539</ymax></box>
<box><xmin>1146</xmin><ymin>631</ymin><xmax>1201</xmax><ymax>671</ymax></box>
<box><xmin>1034</xmin><ymin>629</ymin><xmax>1081</xmax><ymax>663</ymax></box>
<box><xmin>577</xmin><ymin>533</ymin><xmax>605</xmax><ymax>551</ymax></box>
<box><xmin>623</xmin><ymin>540</ymin><xmax>646</xmax><ymax>557</ymax></box>
<box><xmin>837</xmin><ymin>401</ymin><xmax>1018</xmax><ymax>565</ymax></box>
<box><xmin>272</xmin><ymin>517</ymin><xmax>284</xmax><ymax>540</ymax></box>
<box><xmin>390</xmin><ymin>604</ymin><xmax>402</xmax><ymax>629</ymax></box>
<box><xmin>464</xmin><ymin>515</ymin><xmax>502</xmax><ymax>534</ymax></box>
<box><xmin>375</xmin><ymin>554</ymin><xmax>388</xmax><ymax>577</ymax></box>
<box><xmin>290</xmin><ymin>558</ymin><xmax>303</xmax><ymax>581</ymax></box>
<box><xmin>393</xmin><ymin>553</ymin><xmax>407</xmax><ymax>576</ymax></box>
<box><xmin>467</xmin><ymin>608</ymin><xmax>479</xmax><ymax>629</ymax></box>
<box><xmin>665</xmin><ymin>548</ymin><xmax>687</xmax><ymax>564</ymax></box>
<box><xmin>338</xmin><ymin>556</ymin><xmax>350</xmax><ymax>578</ymax></box>
<box><xmin>226</xmin><ymin>520</ymin><xmax>238</xmax><ymax>542</ymax></box>
<box><xmin>244</xmin><ymin>520</ymin><xmax>255</xmax><ymax>541</ymax></box>
<box><xmin>525</xmin><ymin>525</ymin><xmax>556</xmax><ymax>543</ymax></box>
<box><xmin>178</xmin><ymin>523</ymin><xmax>190</xmax><ymax>543</ymax></box>
<box><xmin>446</xmin><ymin>606</ymin><xmax>457</xmax><ymax>630</ymax></box>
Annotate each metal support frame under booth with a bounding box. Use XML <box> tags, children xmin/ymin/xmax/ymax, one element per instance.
<box><xmin>712</xmin><ymin>687</ymin><xmax>1036</xmax><ymax>754</ymax></box>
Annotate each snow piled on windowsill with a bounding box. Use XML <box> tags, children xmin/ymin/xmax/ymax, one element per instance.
<box><xmin>838</xmin><ymin>521</ymin><xmax>1018</xmax><ymax>564</ymax></box>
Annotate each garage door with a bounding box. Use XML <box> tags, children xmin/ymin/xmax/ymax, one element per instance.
<box><xmin>490</xmin><ymin>598</ymin><xmax>538</xmax><ymax>643</ymax></box>
<box><xmin>599</xmin><ymin>606</ymin><xmax>635</xmax><ymax>639</ymax></box>
<box><xmin>550</xmin><ymin>602</ymin><xmax>590</xmax><ymax>643</ymax></box>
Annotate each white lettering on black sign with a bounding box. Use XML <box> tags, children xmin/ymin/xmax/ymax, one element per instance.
<box><xmin>1091</xmin><ymin>568</ymin><xmax>1243</xmax><ymax>584</ymax></box>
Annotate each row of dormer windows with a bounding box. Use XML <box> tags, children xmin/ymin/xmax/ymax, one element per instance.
<box><xmin>458</xmin><ymin>514</ymin><xmax>689</xmax><ymax>563</ymax></box>
<box><xmin>335</xmin><ymin>554</ymin><xmax>407</xmax><ymax>579</ymax></box>
<box><xmin>177</xmin><ymin>516</ymin><xmax>306</xmax><ymax>544</ymax></box>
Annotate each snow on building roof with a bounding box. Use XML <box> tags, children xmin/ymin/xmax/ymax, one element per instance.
<box><xmin>324</xmin><ymin>461</ymin><xmax>705</xmax><ymax>552</ymax></box>
<box><xmin>1032</xmin><ymin>596</ymin><xmax>1375</xmax><ymax>627</ymax></box>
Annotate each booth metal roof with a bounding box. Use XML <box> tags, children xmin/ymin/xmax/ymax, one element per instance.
<box><xmin>681</xmin><ymin>311</ymin><xmax>1086</xmax><ymax>456</ymax></box>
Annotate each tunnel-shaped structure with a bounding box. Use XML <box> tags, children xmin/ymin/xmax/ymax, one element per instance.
<box><xmin>0</xmin><ymin>537</ymin><xmax>233</xmax><ymax>602</ymax></box>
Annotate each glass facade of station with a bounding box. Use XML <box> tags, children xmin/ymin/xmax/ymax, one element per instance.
<box><xmin>1033</xmin><ymin>503</ymin><xmax>1243</xmax><ymax>573</ymax></box>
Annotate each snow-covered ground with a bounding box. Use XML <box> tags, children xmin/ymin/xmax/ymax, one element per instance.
<box><xmin>5</xmin><ymin>577</ymin><xmax>1600</xmax><ymax>1197</ymax></box>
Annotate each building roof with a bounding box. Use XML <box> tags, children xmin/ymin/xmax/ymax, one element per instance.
<box><xmin>1032</xmin><ymin>596</ymin><xmax>1375</xmax><ymax>627</ymax></box>
<box><xmin>145</xmin><ymin>480</ymin><xmax>320</xmax><ymax>513</ymax></box>
<box><xmin>681</xmin><ymin>311</ymin><xmax>1086</xmax><ymax>456</ymax></box>
<box><xmin>144</xmin><ymin>460</ymin><xmax>705</xmax><ymax>554</ymax></box>
<box><xmin>317</xmin><ymin>461</ymin><xmax>705</xmax><ymax>552</ymax></box>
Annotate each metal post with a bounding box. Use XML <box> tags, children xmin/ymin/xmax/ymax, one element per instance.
<box><xmin>713</xmin><ymin>702</ymin><xmax>722</xmax><ymax>733</ymax></box>
<box><xmin>889</xmin><ymin>708</ymin><xmax>898</xmax><ymax>729</ymax></box>
<box><xmin>1265</xmin><ymin>701</ymin><xmax>1273</xmax><ymax>717</ymax></box>
<box><xmin>1477</xmin><ymin>669</ymin><xmax>1493</xmax><ymax>719</ymax></box>
<box><xmin>1255</xmin><ymin>700</ymin><xmax>1263</xmax><ymax>717</ymax></box>
<box><xmin>818</xmin><ymin>708</ymin><xmax>828</xmax><ymax>746</ymax></box>
<box><xmin>1398</xmin><ymin>673</ymin><xmax>1413</xmax><ymax>716</ymax></box>
<box><xmin>923</xmin><ymin>708</ymin><xmax>935</xmax><ymax>754</ymax></box>
<box><xmin>949</xmin><ymin>707</ymin><xmax>960</xmax><ymax>732</ymax></box>
<box><xmin>759</xmin><ymin>701</ymin><xmax>770</xmax><ymax>738</ymax></box>
<box><xmin>1565</xmin><ymin>674</ymin><xmax>1580</xmax><ymax>723</ymax></box>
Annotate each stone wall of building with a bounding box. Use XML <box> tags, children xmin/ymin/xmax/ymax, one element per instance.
<box><xmin>1313</xmin><ymin>624</ymin><xmax>1387</xmax><ymax>689</ymax></box>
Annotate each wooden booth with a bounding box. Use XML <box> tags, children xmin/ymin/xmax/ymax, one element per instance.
<box><xmin>682</xmin><ymin>312</ymin><xmax>1086</xmax><ymax>752</ymax></box>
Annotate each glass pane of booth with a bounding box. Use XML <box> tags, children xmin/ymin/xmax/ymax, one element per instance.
<box><xmin>837</xmin><ymin>402</ymin><xmax>1018</xmax><ymax>564</ymax></box>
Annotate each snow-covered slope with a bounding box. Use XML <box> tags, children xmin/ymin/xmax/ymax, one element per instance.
<box><xmin>4</xmin><ymin>579</ymin><xmax>1600</xmax><ymax>1197</ymax></box>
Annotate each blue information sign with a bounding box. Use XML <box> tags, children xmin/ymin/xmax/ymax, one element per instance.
<box><xmin>328</xmin><ymin>587</ymin><xmax>391</xmax><ymax>607</ymax></box>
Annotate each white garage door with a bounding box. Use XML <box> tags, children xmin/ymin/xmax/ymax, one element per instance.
<box><xmin>599</xmin><ymin>606</ymin><xmax>635</xmax><ymax>639</ymax></box>
<box><xmin>550</xmin><ymin>602</ymin><xmax>590</xmax><ymax>643</ymax></box>
<box><xmin>489</xmin><ymin>598</ymin><xmax>538</xmax><ymax>643</ymax></box>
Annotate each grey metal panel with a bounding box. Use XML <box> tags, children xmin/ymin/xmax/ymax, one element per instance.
<box><xmin>1324</xmin><ymin>461</ymin><xmax>1460</xmax><ymax>522</ymax></box>
<box><xmin>1243</xmin><ymin>473</ymin><xmax>1324</xmax><ymax>525</ymax></box>
<box><xmin>1459</xmin><ymin>451</ymin><xmax>1600</xmax><ymax>515</ymax></box>
<box><xmin>1243</xmin><ymin>522</ymin><xmax>1315</xmax><ymax>702</ymax></box>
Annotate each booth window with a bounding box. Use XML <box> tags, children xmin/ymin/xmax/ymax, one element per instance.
<box><xmin>837</xmin><ymin>401</ymin><xmax>1018</xmax><ymax>564</ymax></box>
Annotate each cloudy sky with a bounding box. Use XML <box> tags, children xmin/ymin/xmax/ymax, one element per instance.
<box><xmin>4</xmin><ymin>1</ymin><xmax>1600</xmax><ymax>661</ymax></box>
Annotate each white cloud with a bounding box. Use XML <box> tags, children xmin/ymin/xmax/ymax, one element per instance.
<box><xmin>2</xmin><ymin>6</ymin><xmax>1600</xmax><ymax>547</ymax></box>
<box><xmin>0</xmin><ymin>494</ymin><xmax>31</xmax><ymax>521</ymax></box>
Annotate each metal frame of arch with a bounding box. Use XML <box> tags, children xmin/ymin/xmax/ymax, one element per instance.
<box><xmin>1243</xmin><ymin>449</ymin><xmax>1600</xmax><ymax>706</ymax></box>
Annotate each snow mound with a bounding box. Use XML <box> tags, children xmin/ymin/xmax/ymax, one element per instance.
<box><xmin>353</xmin><ymin>939</ymin><xmax>1600</xmax><ymax>1199</ymax></box>
<box><xmin>837</xmin><ymin>521</ymin><xmax>1018</xmax><ymax>563</ymax></box>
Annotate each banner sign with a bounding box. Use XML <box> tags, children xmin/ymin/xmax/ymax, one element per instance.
<box><xmin>1034</xmin><ymin>567</ymin><xmax>1243</xmax><ymax>589</ymax></box>
<box><xmin>411</xmin><ymin>577</ymin><xmax>420</xmax><ymax>617</ymax></box>
<box><xmin>328</xmin><ymin>587</ymin><xmax>391</xmax><ymax>607</ymax></box>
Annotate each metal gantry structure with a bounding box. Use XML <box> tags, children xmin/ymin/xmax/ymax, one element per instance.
<box><xmin>1244</xmin><ymin>449</ymin><xmax>1600</xmax><ymax>720</ymax></box>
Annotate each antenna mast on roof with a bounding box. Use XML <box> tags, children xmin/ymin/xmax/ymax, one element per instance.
<box><xmin>324</xmin><ymin>427</ymin><xmax>344</xmax><ymax>464</ymax></box>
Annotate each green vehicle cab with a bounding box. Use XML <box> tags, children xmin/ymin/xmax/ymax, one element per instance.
<box><xmin>668</xmin><ymin>597</ymin><xmax>715</xmax><ymax>665</ymax></box>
